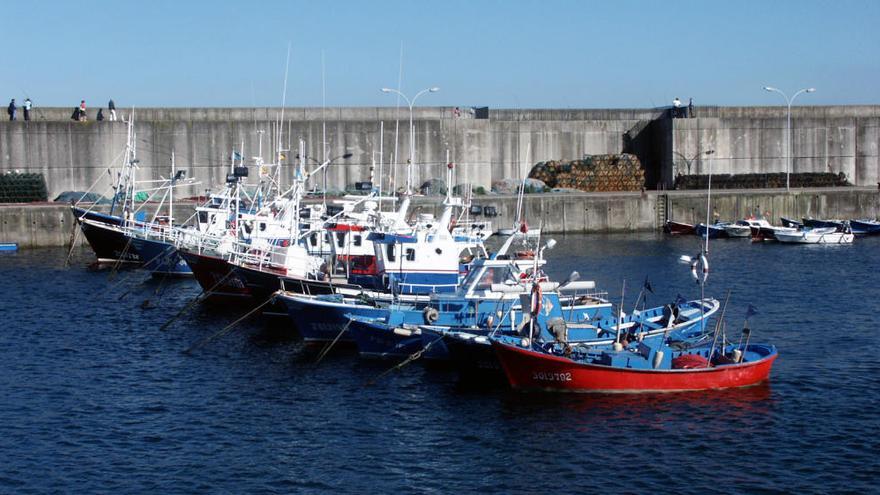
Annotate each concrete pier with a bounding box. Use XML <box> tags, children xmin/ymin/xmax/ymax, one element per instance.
<box><xmin>3</xmin><ymin>187</ymin><xmax>877</xmax><ymax>248</ymax></box>
<box><xmin>1</xmin><ymin>106</ymin><xmax>877</xmax><ymax>200</ymax></box>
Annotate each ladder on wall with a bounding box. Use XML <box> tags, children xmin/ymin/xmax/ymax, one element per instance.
<box><xmin>656</xmin><ymin>194</ymin><xmax>668</xmax><ymax>229</ymax></box>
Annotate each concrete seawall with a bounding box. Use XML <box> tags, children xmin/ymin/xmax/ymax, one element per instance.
<box><xmin>4</xmin><ymin>187</ymin><xmax>877</xmax><ymax>248</ymax></box>
<box><xmin>2</xmin><ymin>106</ymin><xmax>878</xmax><ymax>201</ymax></box>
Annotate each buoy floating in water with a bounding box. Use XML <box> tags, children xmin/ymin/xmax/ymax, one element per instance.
<box><xmin>0</xmin><ymin>243</ymin><xmax>18</xmax><ymax>252</ymax></box>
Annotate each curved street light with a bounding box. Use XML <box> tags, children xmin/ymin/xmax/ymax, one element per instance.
<box><xmin>763</xmin><ymin>86</ymin><xmax>816</xmax><ymax>192</ymax></box>
<box><xmin>672</xmin><ymin>149</ymin><xmax>715</xmax><ymax>188</ymax></box>
<box><xmin>381</xmin><ymin>86</ymin><xmax>440</xmax><ymax>193</ymax></box>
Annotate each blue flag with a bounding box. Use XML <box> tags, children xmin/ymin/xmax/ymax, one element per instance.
<box><xmin>745</xmin><ymin>304</ymin><xmax>758</xmax><ymax>319</ymax></box>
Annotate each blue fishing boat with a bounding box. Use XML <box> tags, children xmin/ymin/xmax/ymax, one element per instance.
<box><xmin>695</xmin><ymin>222</ymin><xmax>729</xmax><ymax>239</ymax></box>
<box><xmin>802</xmin><ymin>217</ymin><xmax>846</xmax><ymax>231</ymax></box>
<box><xmin>276</xmin><ymin>254</ymin><xmax>612</xmax><ymax>345</ymax></box>
<box><xmin>779</xmin><ymin>216</ymin><xmax>802</xmax><ymax>229</ymax></box>
<box><xmin>849</xmin><ymin>219</ymin><xmax>880</xmax><ymax>236</ymax></box>
<box><xmin>422</xmin><ymin>295</ymin><xmax>719</xmax><ymax>373</ymax></box>
<box><xmin>347</xmin><ymin>313</ymin><xmax>448</xmax><ymax>360</ymax></box>
<box><xmin>128</xmin><ymin>233</ymin><xmax>191</xmax><ymax>276</ymax></box>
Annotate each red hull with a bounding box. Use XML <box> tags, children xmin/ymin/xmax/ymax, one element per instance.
<box><xmin>178</xmin><ymin>249</ymin><xmax>252</xmax><ymax>303</ymax></box>
<box><xmin>492</xmin><ymin>342</ymin><xmax>777</xmax><ymax>392</ymax></box>
<box><xmin>664</xmin><ymin>220</ymin><xmax>695</xmax><ymax>236</ymax></box>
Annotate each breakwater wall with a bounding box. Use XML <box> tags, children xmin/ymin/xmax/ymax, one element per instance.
<box><xmin>1</xmin><ymin>106</ymin><xmax>878</xmax><ymax>200</ymax></box>
<box><xmin>4</xmin><ymin>187</ymin><xmax>878</xmax><ymax>248</ymax></box>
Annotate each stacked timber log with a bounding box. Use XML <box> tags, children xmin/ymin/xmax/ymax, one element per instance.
<box><xmin>0</xmin><ymin>172</ymin><xmax>48</xmax><ymax>203</ymax></box>
<box><xmin>675</xmin><ymin>172</ymin><xmax>849</xmax><ymax>190</ymax></box>
<box><xmin>528</xmin><ymin>154</ymin><xmax>644</xmax><ymax>192</ymax></box>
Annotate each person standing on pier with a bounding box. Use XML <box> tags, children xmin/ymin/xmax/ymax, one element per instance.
<box><xmin>672</xmin><ymin>97</ymin><xmax>682</xmax><ymax>118</ymax></box>
<box><xmin>7</xmin><ymin>99</ymin><xmax>16</xmax><ymax>121</ymax></box>
<box><xmin>688</xmin><ymin>98</ymin><xmax>694</xmax><ymax>118</ymax></box>
<box><xmin>108</xmin><ymin>98</ymin><xmax>116</xmax><ymax>121</ymax></box>
<box><xmin>79</xmin><ymin>100</ymin><xmax>87</xmax><ymax>121</ymax></box>
<box><xmin>23</xmin><ymin>98</ymin><xmax>31</xmax><ymax>121</ymax></box>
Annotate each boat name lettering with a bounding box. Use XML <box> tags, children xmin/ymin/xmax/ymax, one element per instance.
<box><xmin>532</xmin><ymin>371</ymin><xmax>572</xmax><ymax>382</ymax></box>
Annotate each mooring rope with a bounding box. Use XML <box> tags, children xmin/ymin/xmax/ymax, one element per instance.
<box><xmin>313</xmin><ymin>319</ymin><xmax>354</xmax><ymax>367</ymax></box>
<box><xmin>182</xmin><ymin>295</ymin><xmax>276</xmax><ymax>355</ymax></box>
<box><xmin>159</xmin><ymin>267</ymin><xmax>237</xmax><ymax>331</ymax></box>
<box><xmin>364</xmin><ymin>334</ymin><xmax>445</xmax><ymax>387</ymax></box>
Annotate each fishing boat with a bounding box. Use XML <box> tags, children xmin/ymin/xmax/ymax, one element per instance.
<box><xmin>723</xmin><ymin>221</ymin><xmax>752</xmax><ymax>238</ymax></box>
<box><xmin>490</xmin><ymin>334</ymin><xmax>778</xmax><ymax>392</ymax></box>
<box><xmin>129</xmin><ymin>230</ymin><xmax>191</xmax><ymax>276</ymax></box>
<box><xmin>78</xmin><ymin>218</ymin><xmax>143</xmax><ymax>264</ymax></box>
<box><xmin>802</xmin><ymin>217</ymin><xmax>846</xmax><ymax>231</ymax></box>
<box><xmin>125</xmin><ymin>157</ymin><xmax>196</xmax><ymax>276</ymax></box>
<box><xmin>423</xmin><ymin>295</ymin><xmax>719</xmax><ymax>373</ymax></box>
<box><xmin>849</xmin><ymin>219</ymin><xmax>880</xmax><ymax>236</ymax></box>
<box><xmin>695</xmin><ymin>222</ymin><xmax>729</xmax><ymax>239</ymax></box>
<box><xmin>779</xmin><ymin>216</ymin><xmax>803</xmax><ymax>229</ymax></box>
<box><xmin>774</xmin><ymin>226</ymin><xmax>854</xmax><ymax>244</ymax></box>
<box><xmin>663</xmin><ymin>220</ymin><xmax>695</xmax><ymax>236</ymax></box>
<box><xmin>742</xmin><ymin>218</ymin><xmax>795</xmax><ymax>242</ymax></box>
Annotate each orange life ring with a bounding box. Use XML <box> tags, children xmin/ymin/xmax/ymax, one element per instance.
<box><xmin>530</xmin><ymin>283</ymin><xmax>542</xmax><ymax>316</ymax></box>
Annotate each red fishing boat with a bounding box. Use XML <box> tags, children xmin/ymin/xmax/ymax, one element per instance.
<box><xmin>491</xmin><ymin>336</ymin><xmax>777</xmax><ymax>393</ymax></box>
<box><xmin>664</xmin><ymin>220</ymin><xmax>695</xmax><ymax>236</ymax></box>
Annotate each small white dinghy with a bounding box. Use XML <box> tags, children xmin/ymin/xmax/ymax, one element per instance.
<box><xmin>775</xmin><ymin>227</ymin><xmax>854</xmax><ymax>244</ymax></box>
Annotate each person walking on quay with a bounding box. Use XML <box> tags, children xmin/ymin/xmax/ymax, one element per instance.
<box><xmin>108</xmin><ymin>98</ymin><xmax>116</xmax><ymax>121</ymax></box>
<box><xmin>23</xmin><ymin>98</ymin><xmax>32</xmax><ymax>121</ymax></box>
<box><xmin>7</xmin><ymin>99</ymin><xmax>16</xmax><ymax>121</ymax></box>
<box><xmin>79</xmin><ymin>100</ymin><xmax>87</xmax><ymax>121</ymax></box>
<box><xmin>97</xmin><ymin>108</ymin><xmax>104</xmax><ymax>121</ymax></box>
<box><xmin>672</xmin><ymin>97</ymin><xmax>682</xmax><ymax>118</ymax></box>
<box><xmin>688</xmin><ymin>97</ymin><xmax>694</xmax><ymax>118</ymax></box>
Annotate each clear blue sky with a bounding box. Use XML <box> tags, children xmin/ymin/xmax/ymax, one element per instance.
<box><xmin>2</xmin><ymin>0</ymin><xmax>878</xmax><ymax>108</ymax></box>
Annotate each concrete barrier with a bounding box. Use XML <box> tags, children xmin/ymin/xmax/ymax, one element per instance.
<box><xmin>1</xmin><ymin>106</ymin><xmax>878</xmax><ymax>201</ymax></box>
<box><xmin>4</xmin><ymin>187</ymin><xmax>877</xmax><ymax>248</ymax></box>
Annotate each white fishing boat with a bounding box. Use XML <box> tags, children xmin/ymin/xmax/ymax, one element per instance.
<box><xmin>774</xmin><ymin>227</ymin><xmax>854</xmax><ymax>244</ymax></box>
<box><xmin>723</xmin><ymin>221</ymin><xmax>752</xmax><ymax>238</ymax></box>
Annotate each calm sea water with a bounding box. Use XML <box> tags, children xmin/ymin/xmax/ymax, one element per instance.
<box><xmin>1</xmin><ymin>234</ymin><xmax>879</xmax><ymax>493</ymax></box>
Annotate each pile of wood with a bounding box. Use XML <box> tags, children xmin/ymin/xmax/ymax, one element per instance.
<box><xmin>675</xmin><ymin>172</ymin><xmax>849</xmax><ymax>190</ymax></box>
<box><xmin>0</xmin><ymin>172</ymin><xmax>48</xmax><ymax>203</ymax></box>
<box><xmin>528</xmin><ymin>154</ymin><xmax>645</xmax><ymax>192</ymax></box>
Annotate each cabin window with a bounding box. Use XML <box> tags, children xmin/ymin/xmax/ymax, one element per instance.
<box><xmin>386</xmin><ymin>243</ymin><xmax>396</xmax><ymax>262</ymax></box>
<box><xmin>336</xmin><ymin>232</ymin><xmax>346</xmax><ymax>248</ymax></box>
<box><xmin>405</xmin><ymin>248</ymin><xmax>415</xmax><ymax>261</ymax></box>
<box><xmin>310</xmin><ymin>233</ymin><xmax>318</xmax><ymax>247</ymax></box>
<box><xmin>259</xmin><ymin>223</ymin><xmax>266</xmax><ymax>232</ymax></box>
<box><xmin>353</xmin><ymin>235</ymin><xmax>362</xmax><ymax>247</ymax></box>
<box><xmin>198</xmin><ymin>211</ymin><xmax>208</xmax><ymax>224</ymax></box>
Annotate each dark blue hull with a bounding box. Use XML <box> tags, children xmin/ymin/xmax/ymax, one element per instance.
<box><xmin>802</xmin><ymin>218</ymin><xmax>846</xmax><ymax>231</ymax></box>
<box><xmin>71</xmin><ymin>206</ymin><xmax>123</xmax><ymax>226</ymax></box>
<box><xmin>349</xmin><ymin>318</ymin><xmax>427</xmax><ymax>359</ymax></box>
<box><xmin>129</xmin><ymin>236</ymin><xmax>191</xmax><ymax>276</ymax></box>
<box><xmin>849</xmin><ymin>219</ymin><xmax>880</xmax><ymax>236</ymax></box>
<box><xmin>79</xmin><ymin>221</ymin><xmax>142</xmax><ymax>264</ymax></box>
<box><xmin>279</xmin><ymin>295</ymin><xmax>385</xmax><ymax>344</ymax></box>
<box><xmin>695</xmin><ymin>223</ymin><xmax>729</xmax><ymax>239</ymax></box>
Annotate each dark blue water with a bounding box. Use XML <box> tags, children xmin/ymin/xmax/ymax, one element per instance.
<box><xmin>2</xmin><ymin>234</ymin><xmax>879</xmax><ymax>493</ymax></box>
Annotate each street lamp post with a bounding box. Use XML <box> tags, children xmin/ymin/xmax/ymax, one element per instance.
<box><xmin>672</xmin><ymin>149</ymin><xmax>715</xmax><ymax>189</ymax></box>
<box><xmin>381</xmin><ymin>86</ymin><xmax>440</xmax><ymax>193</ymax></box>
<box><xmin>763</xmin><ymin>86</ymin><xmax>816</xmax><ymax>192</ymax></box>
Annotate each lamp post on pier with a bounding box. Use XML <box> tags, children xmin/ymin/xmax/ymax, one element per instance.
<box><xmin>381</xmin><ymin>86</ymin><xmax>440</xmax><ymax>193</ymax></box>
<box><xmin>672</xmin><ymin>149</ymin><xmax>715</xmax><ymax>189</ymax></box>
<box><xmin>763</xmin><ymin>86</ymin><xmax>816</xmax><ymax>192</ymax></box>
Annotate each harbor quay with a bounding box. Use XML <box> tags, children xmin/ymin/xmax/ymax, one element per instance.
<box><xmin>2</xmin><ymin>186</ymin><xmax>878</xmax><ymax>248</ymax></box>
<box><xmin>0</xmin><ymin>105</ymin><xmax>878</xmax><ymax>200</ymax></box>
